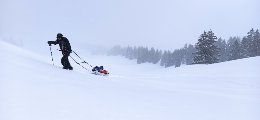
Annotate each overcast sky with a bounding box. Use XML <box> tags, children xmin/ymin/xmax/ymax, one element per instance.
<box><xmin>1</xmin><ymin>0</ymin><xmax>259</xmax><ymax>51</ymax></box>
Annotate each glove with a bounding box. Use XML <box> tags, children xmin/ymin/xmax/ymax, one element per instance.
<box><xmin>47</xmin><ymin>41</ymin><xmax>51</xmax><ymax>46</ymax></box>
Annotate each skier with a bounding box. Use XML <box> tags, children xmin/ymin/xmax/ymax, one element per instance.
<box><xmin>48</xmin><ymin>33</ymin><xmax>73</xmax><ymax>70</ymax></box>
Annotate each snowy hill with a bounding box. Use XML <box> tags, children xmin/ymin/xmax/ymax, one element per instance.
<box><xmin>1</xmin><ymin>41</ymin><xmax>260</xmax><ymax>120</ymax></box>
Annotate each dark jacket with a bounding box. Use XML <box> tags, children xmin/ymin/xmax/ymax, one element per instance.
<box><xmin>48</xmin><ymin>37</ymin><xmax>72</xmax><ymax>54</ymax></box>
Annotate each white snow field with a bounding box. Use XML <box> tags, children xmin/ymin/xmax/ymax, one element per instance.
<box><xmin>1</xmin><ymin>41</ymin><xmax>260</xmax><ymax>120</ymax></box>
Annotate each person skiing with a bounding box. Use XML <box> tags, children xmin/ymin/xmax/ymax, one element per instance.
<box><xmin>48</xmin><ymin>33</ymin><xmax>73</xmax><ymax>70</ymax></box>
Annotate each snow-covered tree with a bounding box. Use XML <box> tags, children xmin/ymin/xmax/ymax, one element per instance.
<box><xmin>254</xmin><ymin>29</ymin><xmax>260</xmax><ymax>56</ymax></box>
<box><xmin>215</xmin><ymin>38</ymin><xmax>228</xmax><ymax>62</ymax></box>
<box><xmin>246</xmin><ymin>28</ymin><xmax>257</xmax><ymax>57</ymax></box>
<box><xmin>228</xmin><ymin>39</ymin><xmax>242</xmax><ymax>60</ymax></box>
<box><xmin>160</xmin><ymin>51</ymin><xmax>171</xmax><ymax>67</ymax></box>
<box><xmin>155</xmin><ymin>49</ymin><xmax>162</xmax><ymax>64</ymax></box>
<box><xmin>194</xmin><ymin>30</ymin><xmax>219</xmax><ymax>64</ymax></box>
<box><xmin>183</xmin><ymin>44</ymin><xmax>196</xmax><ymax>65</ymax></box>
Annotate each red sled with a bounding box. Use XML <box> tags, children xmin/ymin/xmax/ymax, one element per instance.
<box><xmin>92</xmin><ymin>70</ymin><xmax>109</xmax><ymax>76</ymax></box>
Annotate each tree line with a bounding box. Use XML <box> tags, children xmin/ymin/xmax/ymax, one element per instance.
<box><xmin>107</xmin><ymin>28</ymin><xmax>260</xmax><ymax>68</ymax></box>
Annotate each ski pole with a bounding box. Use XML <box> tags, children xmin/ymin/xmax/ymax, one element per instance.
<box><xmin>49</xmin><ymin>46</ymin><xmax>54</xmax><ymax>66</ymax></box>
<box><xmin>72</xmin><ymin>51</ymin><xmax>93</xmax><ymax>67</ymax></box>
<box><xmin>69</xmin><ymin>55</ymin><xmax>91</xmax><ymax>72</ymax></box>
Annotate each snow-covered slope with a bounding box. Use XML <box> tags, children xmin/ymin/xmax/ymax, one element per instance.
<box><xmin>1</xmin><ymin>41</ymin><xmax>260</xmax><ymax>120</ymax></box>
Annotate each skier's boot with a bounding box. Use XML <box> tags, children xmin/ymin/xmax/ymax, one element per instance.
<box><xmin>63</xmin><ymin>66</ymin><xmax>68</xmax><ymax>70</ymax></box>
<box><xmin>68</xmin><ymin>66</ymin><xmax>73</xmax><ymax>70</ymax></box>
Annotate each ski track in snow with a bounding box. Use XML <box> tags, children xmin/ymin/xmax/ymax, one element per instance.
<box><xmin>1</xmin><ymin>41</ymin><xmax>260</xmax><ymax>120</ymax></box>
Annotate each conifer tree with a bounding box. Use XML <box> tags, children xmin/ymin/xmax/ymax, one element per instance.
<box><xmin>228</xmin><ymin>39</ymin><xmax>242</xmax><ymax>60</ymax></box>
<box><xmin>194</xmin><ymin>30</ymin><xmax>219</xmax><ymax>64</ymax></box>
<box><xmin>215</xmin><ymin>38</ymin><xmax>228</xmax><ymax>62</ymax></box>
<box><xmin>254</xmin><ymin>29</ymin><xmax>260</xmax><ymax>56</ymax></box>
<box><xmin>246</xmin><ymin>28</ymin><xmax>256</xmax><ymax>57</ymax></box>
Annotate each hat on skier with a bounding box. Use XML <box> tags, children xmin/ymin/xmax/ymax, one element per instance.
<box><xmin>57</xmin><ymin>33</ymin><xmax>63</xmax><ymax>38</ymax></box>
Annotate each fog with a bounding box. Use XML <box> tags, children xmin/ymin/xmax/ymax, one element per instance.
<box><xmin>1</xmin><ymin>0</ymin><xmax>259</xmax><ymax>53</ymax></box>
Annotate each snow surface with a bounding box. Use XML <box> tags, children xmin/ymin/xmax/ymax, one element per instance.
<box><xmin>1</xmin><ymin>41</ymin><xmax>260</xmax><ymax>120</ymax></box>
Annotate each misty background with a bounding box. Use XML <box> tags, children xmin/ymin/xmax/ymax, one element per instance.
<box><xmin>1</xmin><ymin>0</ymin><xmax>259</xmax><ymax>54</ymax></box>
